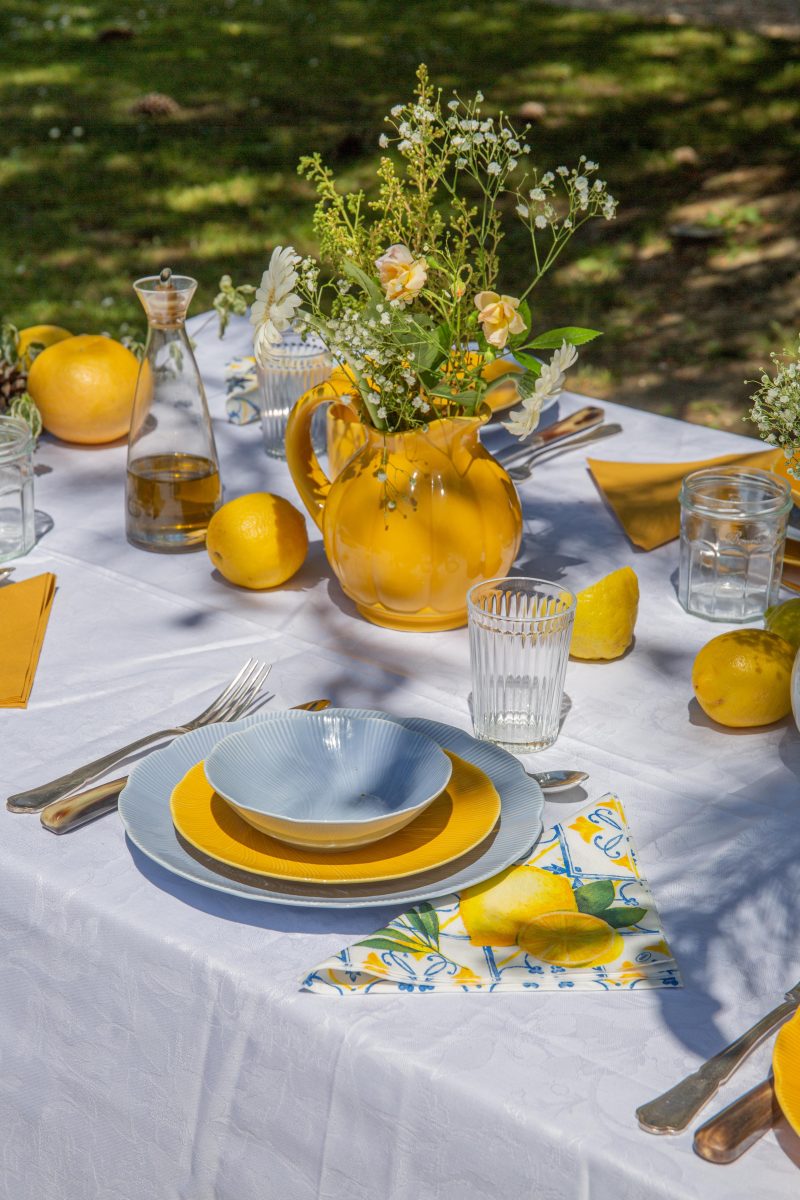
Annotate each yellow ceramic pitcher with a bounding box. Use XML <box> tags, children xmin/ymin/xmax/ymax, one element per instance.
<box><xmin>285</xmin><ymin>382</ymin><xmax>523</xmax><ymax>632</ymax></box>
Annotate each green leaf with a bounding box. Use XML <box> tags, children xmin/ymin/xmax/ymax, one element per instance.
<box><xmin>528</xmin><ymin>327</ymin><xmax>602</xmax><ymax>350</ymax></box>
<box><xmin>405</xmin><ymin>903</ymin><xmax>440</xmax><ymax>948</ymax></box>
<box><xmin>515</xmin><ymin>370</ymin><xmax>544</xmax><ymax>400</ymax></box>
<box><xmin>8</xmin><ymin>392</ymin><xmax>42</xmax><ymax>442</ymax></box>
<box><xmin>0</xmin><ymin>322</ymin><xmax>19</xmax><ymax>366</ymax></box>
<box><xmin>602</xmin><ymin>906</ymin><xmax>648</xmax><ymax>929</ymax></box>
<box><xmin>574</xmin><ymin>880</ymin><xmax>615</xmax><ymax>915</ymax></box>
<box><xmin>357</xmin><ymin>936</ymin><xmax>425</xmax><ymax>954</ymax></box>
<box><xmin>341</xmin><ymin>259</ymin><xmax>383</xmax><ymax>303</ymax></box>
<box><xmin>511</xmin><ymin>351</ymin><xmax>542</xmax><ymax>376</ymax></box>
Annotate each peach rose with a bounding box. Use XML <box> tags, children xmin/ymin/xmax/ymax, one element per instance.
<box><xmin>375</xmin><ymin>244</ymin><xmax>428</xmax><ymax>306</ymax></box>
<box><xmin>474</xmin><ymin>291</ymin><xmax>526</xmax><ymax>349</ymax></box>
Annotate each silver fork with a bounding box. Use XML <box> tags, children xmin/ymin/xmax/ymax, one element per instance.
<box><xmin>7</xmin><ymin>659</ymin><xmax>272</xmax><ymax>813</ymax></box>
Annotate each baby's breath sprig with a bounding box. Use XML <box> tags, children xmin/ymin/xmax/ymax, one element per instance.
<box><xmin>749</xmin><ymin>340</ymin><xmax>800</xmax><ymax>476</ymax></box>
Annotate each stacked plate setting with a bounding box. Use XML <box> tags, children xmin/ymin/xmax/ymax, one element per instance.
<box><xmin>119</xmin><ymin>709</ymin><xmax>545</xmax><ymax>908</ymax></box>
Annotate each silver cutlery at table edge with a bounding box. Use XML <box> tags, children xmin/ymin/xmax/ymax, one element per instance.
<box><xmin>636</xmin><ymin>980</ymin><xmax>800</xmax><ymax>1137</ymax></box>
<box><xmin>495</xmin><ymin>405</ymin><xmax>604</xmax><ymax>467</ymax></box>
<box><xmin>693</xmin><ymin>1075</ymin><xmax>780</xmax><ymax>1163</ymax></box>
<box><xmin>506</xmin><ymin>423</ymin><xmax>622</xmax><ymax>481</ymax></box>
<box><xmin>7</xmin><ymin>658</ymin><xmax>273</xmax><ymax>813</ymax></box>
<box><xmin>39</xmin><ymin>697</ymin><xmax>334</xmax><ymax>833</ymax></box>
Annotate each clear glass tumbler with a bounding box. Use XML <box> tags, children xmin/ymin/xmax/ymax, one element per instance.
<box><xmin>258</xmin><ymin>329</ymin><xmax>332</xmax><ymax>460</ymax></box>
<box><xmin>678</xmin><ymin>467</ymin><xmax>791</xmax><ymax>622</ymax></box>
<box><xmin>0</xmin><ymin>415</ymin><xmax>35</xmax><ymax>563</ymax></box>
<box><xmin>468</xmin><ymin>577</ymin><xmax>576</xmax><ymax>752</ymax></box>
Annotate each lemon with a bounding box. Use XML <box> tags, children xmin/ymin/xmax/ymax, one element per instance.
<box><xmin>692</xmin><ymin>629</ymin><xmax>794</xmax><ymax>728</ymax></box>
<box><xmin>17</xmin><ymin>324</ymin><xmax>72</xmax><ymax>367</ymax></box>
<box><xmin>765</xmin><ymin>599</ymin><xmax>800</xmax><ymax>651</ymax></box>
<box><xmin>27</xmin><ymin>334</ymin><xmax>139</xmax><ymax>444</ymax></box>
<box><xmin>206</xmin><ymin>493</ymin><xmax>308</xmax><ymax>589</ymax></box>
<box><xmin>517</xmin><ymin>910</ymin><xmax>624</xmax><ymax>968</ymax></box>
<box><xmin>460</xmin><ymin>864</ymin><xmax>576</xmax><ymax>947</ymax></box>
<box><xmin>570</xmin><ymin>566</ymin><xmax>639</xmax><ymax>661</ymax></box>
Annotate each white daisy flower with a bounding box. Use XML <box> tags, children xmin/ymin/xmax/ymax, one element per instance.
<box><xmin>250</xmin><ymin>245</ymin><xmax>302</xmax><ymax>366</ymax></box>
<box><xmin>503</xmin><ymin>342</ymin><xmax>579</xmax><ymax>437</ymax></box>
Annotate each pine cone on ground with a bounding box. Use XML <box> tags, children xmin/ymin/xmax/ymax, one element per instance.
<box><xmin>129</xmin><ymin>92</ymin><xmax>181</xmax><ymax>118</ymax></box>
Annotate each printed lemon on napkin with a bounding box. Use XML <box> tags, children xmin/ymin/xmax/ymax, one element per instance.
<box><xmin>0</xmin><ymin>573</ymin><xmax>56</xmax><ymax>707</ymax></box>
<box><xmin>303</xmin><ymin>795</ymin><xmax>680</xmax><ymax>994</ymax></box>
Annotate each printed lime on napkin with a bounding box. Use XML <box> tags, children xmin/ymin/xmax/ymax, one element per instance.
<box><xmin>303</xmin><ymin>795</ymin><xmax>680</xmax><ymax>994</ymax></box>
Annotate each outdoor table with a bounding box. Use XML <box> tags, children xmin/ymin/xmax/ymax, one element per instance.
<box><xmin>3</xmin><ymin>314</ymin><xmax>799</xmax><ymax>1199</ymax></box>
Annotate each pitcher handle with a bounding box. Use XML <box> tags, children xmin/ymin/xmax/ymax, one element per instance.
<box><xmin>285</xmin><ymin>374</ymin><xmax>355</xmax><ymax>531</ymax></box>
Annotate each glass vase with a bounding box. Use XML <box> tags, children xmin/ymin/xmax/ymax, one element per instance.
<box><xmin>126</xmin><ymin>269</ymin><xmax>221</xmax><ymax>552</ymax></box>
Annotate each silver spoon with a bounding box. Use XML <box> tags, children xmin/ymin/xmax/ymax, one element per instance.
<box><xmin>0</xmin><ymin>567</ymin><xmax>15</xmax><ymax>582</ymax></box>
<box><xmin>531</xmin><ymin>770</ymin><xmax>588</xmax><ymax>793</ymax></box>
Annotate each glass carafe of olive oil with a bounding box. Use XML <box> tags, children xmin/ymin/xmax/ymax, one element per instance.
<box><xmin>126</xmin><ymin>269</ymin><xmax>221</xmax><ymax>551</ymax></box>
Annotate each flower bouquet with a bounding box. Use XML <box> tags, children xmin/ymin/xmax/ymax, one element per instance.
<box><xmin>227</xmin><ymin>65</ymin><xmax>617</xmax><ymax>631</ymax></box>
<box><xmin>248</xmin><ymin>64</ymin><xmax>617</xmax><ymax>441</ymax></box>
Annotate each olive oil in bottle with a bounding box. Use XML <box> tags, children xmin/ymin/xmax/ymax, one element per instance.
<box><xmin>125</xmin><ymin>268</ymin><xmax>221</xmax><ymax>551</ymax></box>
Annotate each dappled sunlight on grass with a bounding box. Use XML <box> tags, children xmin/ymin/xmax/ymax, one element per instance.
<box><xmin>0</xmin><ymin>0</ymin><xmax>798</xmax><ymax>429</ymax></box>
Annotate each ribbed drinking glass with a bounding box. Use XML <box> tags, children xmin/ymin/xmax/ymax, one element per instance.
<box><xmin>258</xmin><ymin>329</ymin><xmax>332</xmax><ymax>460</ymax></box>
<box><xmin>468</xmin><ymin>577</ymin><xmax>576</xmax><ymax>752</ymax></box>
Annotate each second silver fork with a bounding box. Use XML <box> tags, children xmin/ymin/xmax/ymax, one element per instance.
<box><xmin>7</xmin><ymin>658</ymin><xmax>272</xmax><ymax>813</ymax></box>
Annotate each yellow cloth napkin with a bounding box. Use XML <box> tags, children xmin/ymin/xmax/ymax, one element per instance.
<box><xmin>0</xmin><ymin>573</ymin><xmax>56</xmax><ymax>708</ymax></box>
<box><xmin>303</xmin><ymin>795</ymin><xmax>680</xmax><ymax>994</ymax></box>
<box><xmin>587</xmin><ymin>448</ymin><xmax>781</xmax><ymax>551</ymax></box>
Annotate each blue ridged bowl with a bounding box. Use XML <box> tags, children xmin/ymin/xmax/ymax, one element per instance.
<box><xmin>204</xmin><ymin>712</ymin><xmax>453</xmax><ymax>851</ymax></box>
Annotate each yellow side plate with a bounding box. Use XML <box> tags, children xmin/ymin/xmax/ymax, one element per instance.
<box><xmin>484</xmin><ymin>359</ymin><xmax>522</xmax><ymax>414</ymax></box>
<box><xmin>774</xmin><ymin>1007</ymin><xmax>800</xmax><ymax>1136</ymax></box>
<box><xmin>170</xmin><ymin>750</ymin><xmax>501</xmax><ymax>885</ymax></box>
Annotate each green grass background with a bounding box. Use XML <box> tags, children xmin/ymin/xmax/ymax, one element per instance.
<box><xmin>3</xmin><ymin>0</ymin><xmax>799</xmax><ymax>424</ymax></box>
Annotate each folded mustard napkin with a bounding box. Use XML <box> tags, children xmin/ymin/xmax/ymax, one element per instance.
<box><xmin>303</xmin><ymin>795</ymin><xmax>680</xmax><ymax>994</ymax></box>
<box><xmin>0</xmin><ymin>573</ymin><xmax>56</xmax><ymax>708</ymax></box>
<box><xmin>587</xmin><ymin>448</ymin><xmax>780</xmax><ymax>551</ymax></box>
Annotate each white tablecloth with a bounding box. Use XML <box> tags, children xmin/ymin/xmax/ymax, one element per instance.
<box><xmin>3</xmin><ymin>314</ymin><xmax>800</xmax><ymax>1200</ymax></box>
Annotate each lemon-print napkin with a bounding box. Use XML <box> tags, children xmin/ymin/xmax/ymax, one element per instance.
<box><xmin>303</xmin><ymin>795</ymin><xmax>681</xmax><ymax>994</ymax></box>
<box><xmin>225</xmin><ymin>357</ymin><xmax>261</xmax><ymax>425</ymax></box>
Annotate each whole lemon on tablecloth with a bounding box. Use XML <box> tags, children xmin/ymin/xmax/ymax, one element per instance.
<box><xmin>765</xmin><ymin>599</ymin><xmax>800</xmax><ymax>651</ymax></box>
<box><xmin>17</xmin><ymin>324</ymin><xmax>72</xmax><ymax>367</ymax></box>
<box><xmin>206</xmin><ymin>493</ymin><xmax>308</xmax><ymax>589</ymax></box>
<box><xmin>570</xmin><ymin>566</ymin><xmax>639</xmax><ymax>661</ymax></box>
<box><xmin>27</xmin><ymin>334</ymin><xmax>139</xmax><ymax>444</ymax></box>
<box><xmin>517</xmin><ymin>911</ymin><xmax>624</xmax><ymax>968</ymax></box>
<box><xmin>460</xmin><ymin>864</ymin><xmax>576</xmax><ymax>947</ymax></box>
<box><xmin>692</xmin><ymin>629</ymin><xmax>794</xmax><ymax>728</ymax></box>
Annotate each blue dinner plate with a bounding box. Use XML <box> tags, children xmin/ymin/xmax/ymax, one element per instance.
<box><xmin>119</xmin><ymin>709</ymin><xmax>544</xmax><ymax>909</ymax></box>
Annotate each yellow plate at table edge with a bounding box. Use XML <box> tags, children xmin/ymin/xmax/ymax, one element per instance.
<box><xmin>169</xmin><ymin>749</ymin><xmax>501</xmax><ymax>885</ymax></box>
<box><xmin>773</xmin><ymin>1007</ymin><xmax>800</xmax><ymax>1136</ymax></box>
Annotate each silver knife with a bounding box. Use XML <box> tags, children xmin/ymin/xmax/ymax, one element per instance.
<box><xmin>40</xmin><ymin>699</ymin><xmax>332</xmax><ymax>833</ymax></box>
<box><xmin>636</xmin><ymin>981</ymin><xmax>800</xmax><ymax>1134</ymax></box>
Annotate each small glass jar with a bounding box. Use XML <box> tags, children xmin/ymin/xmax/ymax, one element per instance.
<box><xmin>0</xmin><ymin>415</ymin><xmax>35</xmax><ymax>564</ymax></box>
<box><xmin>258</xmin><ymin>329</ymin><xmax>331</xmax><ymax>460</ymax></box>
<box><xmin>678</xmin><ymin>467</ymin><xmax>791</xmax><ymax>622</ymax></box>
